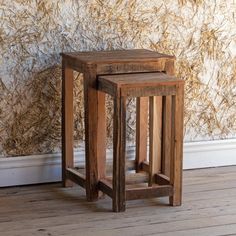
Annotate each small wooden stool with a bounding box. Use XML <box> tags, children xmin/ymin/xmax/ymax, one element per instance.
<box><xmin>98</xmin><ymin>72</ymin><xmax>184</xmax><ymax>212</ymax></box>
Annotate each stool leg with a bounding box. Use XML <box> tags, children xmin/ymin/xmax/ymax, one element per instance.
<box><xmin>97</xmin><ymin>91</ymin><xmax>107</xmax><ymax>189</ymax></box>
<box><xmin>113</xmin><ymin>96</ymin><xmax>126</xmax><ymax>212</ymax></box>
<box><xmin>62</xmin><ymin>62</ymin><xmax>74</xmax><ymax>187</ymax></box>
<box><xmin>149</xmin><ymin>96</ymin><xmax>162</xmax><ymax>186</ymax></box>
<box><xmin>135</xmin><ymin>97</ymin><xmax>148</xmax><ymax>172</ymax></box>
<box><xmin>84</xmin><ymin>67</ymin><xmax>106</xmax><ymax>201</ymax></box>
<box><xmin>169</xmin><ymin>84</ymin><xmax>184</xmax><ymax>206</ymax></box>
<box><xmin>163</xmin><ymin>60</ymin><xmax>175</xmax><ymax>177</ymax></box>
<box><xmin>161</xmin><ymin>96</ymin><xmax>172</xmax><ymax>177</ymax></box>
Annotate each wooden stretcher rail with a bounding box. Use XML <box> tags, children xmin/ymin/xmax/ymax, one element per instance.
<box><xmin>155</xmin><ymin>173</ymin><xmax>170</xmax><ymax>185</ymax></box>
<box><xmin>126</xmin><ymin>185</ymin><xmax>173</xmax><ymax>200</ymax></box>
<box><xmin>98</xmin><ymin>179</ymin><xmax>113</xmax><ymax>198</ymax></box>
<box><xmin>66</xmin><ymin>168</ymin><xmax>86</xmax><ymax>188</ymax></box>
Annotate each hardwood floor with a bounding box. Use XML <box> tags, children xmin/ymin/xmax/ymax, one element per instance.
<box><xmin>1</xmin><ymin>166</ymin><xmax>236</xmax><ymax>236</ymax></box>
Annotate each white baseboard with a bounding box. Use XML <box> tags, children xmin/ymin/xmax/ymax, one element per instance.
<box><xmin>0</xmin><ymin>139</ymin><xmax>236</xmax><ymax>187</ymax></box>
<box><xmin>183</xmin><ymin>139</ymin><xmax>236</xmax><ymax>169</ymax></box>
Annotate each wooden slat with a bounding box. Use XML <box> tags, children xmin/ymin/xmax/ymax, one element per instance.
<box><xmin>155</xmin><ymin>173</ymin><xmax>170</xmax><ymax>185</ymax></box>
<box><xmin>98</xmin><ymin>179</ymin><xmax>113</xmax><ymax>198</ymax></box>
<box><xmin>97</xmin><ymin>91</ymin><xmax>106</xmax><ymax>181</ymax></box>
<box><xmin>62</xmin><ymin>61</ymin><xmax>74</xmax><ymax>188</ymax></box>
<box><xmin>161</xmin><ymin>96</ymin><xmax>172</xmax><ymax>177</ymax></box>
<box><xmin>75</xmin><ymin>159</ymin><xmax>136</xmax><ymax>173</ymax></box>
<box><xmin>135</xmin><ymin>97</ymin><xmax>148</xmax><ymax>172</ymax></box>
<box><xmin>113</xmin><ymin>95</ymin><xmax>126</xmax><ymax>212</ymax></box>
<box><xmin>97</xmin><ymin>61</ymin><xmax>167</xmax><ymax>74</ymax></box>
<box><xmin>126</xmin><ymin>185</ymin><xmax>173</xmax><ymax>200</ymax></box>
<box><xmin>169</xmin><ymin>83</ymin><xmax>184</xmax><ymax>206</ymax></box>
<box><xmin>169</xmin><ymin>95</ymin><xmax>176</xmax><ymax>205</ymax></box>
<box><xmin>122</xmin><ymin>86</ymin><xmax>176</xmax><ymax>97</ymax></box>
<box><xmin>149</xmin><ymin>96</ymin><xmax>162</xmax><ymax>186</ymax></box>
<box><xmin>163</xmin><ymin>58</ymin><xmax>175</xmax><ymax>177</ymax></box>
<box><xmin>106</xmin><ymin>173</ymin><xmax>149</xmax><ymax>185</ymax></box>
<box><xmin>83</xmin><ymin>65</ymin><xmax>106</xmax><ymax>201</ymax></box>
<box><xmin>66</xmin><ymin>168</ymin><xmax>86</xmax><ymax>188</ymax></box>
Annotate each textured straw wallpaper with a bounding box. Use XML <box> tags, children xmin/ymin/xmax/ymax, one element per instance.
<box><xmin>0</xmin><ymin>0</ymin><xmax>236</xmax><ymax>157</ymax></box>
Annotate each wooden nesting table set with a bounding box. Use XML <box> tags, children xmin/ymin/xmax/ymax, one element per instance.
<box><xmin>61</xmin><ymin>49</ymin><xmax>184</xmax><ymax>212</ymax></box>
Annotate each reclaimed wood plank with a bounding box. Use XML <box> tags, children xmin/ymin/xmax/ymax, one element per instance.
<box><xmin>170</xmin><ymin>83</ymin><xmax>184</xmax><ymax>206</ymax></box>
<box><xmin>61</xmin><ymin>60</ymin><xmax>74</xmax><ymax>188</ymax></box>
<box><xmin>135</xmin><ymin>97</ymin><xmax>148</xmax><ymax>172</ymax></box>
<box><xmin>149</xmin><ymin>96</ymin><xmax>162</xmax><ymax>186</ymax></box>
<box><xmin>126</xmin><ymin>185</ymin><xmax>173</xmax><ymax>200</ymax></box>
<box><xmin>66</xmin><ymin>168</ymin><xmax>86</xmax><ymax>188</ymax></box>
<box><xmin>113</xmin><ymin>95</ymin><xmax>126</xmax><ymax>212</ymax></box>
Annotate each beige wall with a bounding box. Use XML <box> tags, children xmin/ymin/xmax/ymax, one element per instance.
<box><xmin>0</xmin><ymin>0</ymin><xmax>236</xmax><ymax>157</ymax></box>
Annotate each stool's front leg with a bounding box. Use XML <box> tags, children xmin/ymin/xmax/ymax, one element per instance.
<box><xmin>169</xmin><ymin>84</ymin><xmax>184</xmax><ymax>206</ymax></box>
<box><xmin>83</xmin><ymin>66</ymin><xmax>106</xmax><ymax>201</ymax></box>
<box><xmin>113</xmin><ymin>95</ymin><xmax>126</xmax><ymax>212</ymax></box>
<box><xmin>161</xmin><ymin>96</ymin><xmax>172</xmax><ymax>177</ymax></box>
<box><xmin>163</xmin><ymin>58</ymin><xmax>175</xmax><ymax>177</ymax></box>
<box><xmin>62</xmin><ymin>61</ymin><xmax>74</xmax><ymax>187</ymax></box>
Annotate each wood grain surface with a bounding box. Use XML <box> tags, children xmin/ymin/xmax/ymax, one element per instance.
<box><xmin>1</xmin><ymin>166</ymin><xmax>236</xmax><ymax>236</ymax></box>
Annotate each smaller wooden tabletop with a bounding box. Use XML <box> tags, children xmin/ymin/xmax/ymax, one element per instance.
<box><xmin>99</xmin><ymin>72</ymin><xmax>183</xmax><ymax>88</ymax></box>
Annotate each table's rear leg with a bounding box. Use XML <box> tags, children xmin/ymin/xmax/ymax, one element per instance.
<box><xmin>113</xmin><ymin>95</ymin><xmax>126</xmax><ymax>212</ymax></box>
<box><xmin>149</xmin><ymin>96</ymin><xmax>162</xmax><ymax>186</ymax></box>
<box><xmin>163</xmin><ymin>59</ymin><xmax>175</xmax><ymax>177</ymax></box>
<box><xmin>62</xmin><ymin>61</ymin><xmax>74</xmax><ymax>187</ymax></box>
<box><xmin>135</xmin><ymin>97</ymin><xmax>148</xmax><ymax>172</ymax></box>
<box><xmin>169</xmin><ymin>84</ymin><xmax>184</xmax><ymax>206</ymax></box>
<box><xmin>161</xmin><ymin>96</ymin><xmax>172</xmax><ymax>177</ymax></box>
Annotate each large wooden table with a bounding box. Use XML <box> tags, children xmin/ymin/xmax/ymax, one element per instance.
<box><xmin>61</xmin><ymin>49</ymin><xmax>175</xmax><ymax>201</ymax></box>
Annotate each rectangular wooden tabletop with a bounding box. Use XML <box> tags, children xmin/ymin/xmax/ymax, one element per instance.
<box><xmin>99</xmin><ymin>72</ymin><xmax>183</xmax><ymax>88</ymax></box>
<box><xmin>61</xmin><ymin>49</ymin><xmax>175</xmax><ymax>64</ymax></box>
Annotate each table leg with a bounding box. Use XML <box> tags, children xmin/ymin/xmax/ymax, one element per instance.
<box><xmin>113</xmin><ymin>95</ymin><xmax>126</xmax><ymax>212</ymax></box>
<box><xmin>169</xmin><ymin>84</ymin><xmax>184</xmax><ymax>206</ymax></box>
<box><xmin>161</xmin><ymin>96</ymin><xmax>172</xmax><ymax>177</ymax></box>
<box><xmin>149</xmin><ymin>96</ymin><xmax>162</xmax><ymax>186</ymax></box>
<box><xmin>135</xmin><ymin>97</ymin><xmax>148</xmax><ymax>172</ymax></box>
<box><xmin>83</xmin><ymin>67</ymin><xmax>106</xmax><ymax>201</ymax></box>
<box><xmin>163</xmin><ymin>59</ymin><xmax>175</xmax><ymax>177</ymax></box>
<box><xmin>62</xmin><ymin>61</ymin><xmax>74</xmax><ymax>187</ymax></box>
